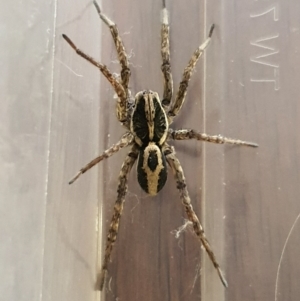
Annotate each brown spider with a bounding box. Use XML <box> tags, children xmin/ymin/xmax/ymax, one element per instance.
<box><xmin>63</xmin><ymin>0</ymin><xmax>258</xmax><ymax>291</ymax></box>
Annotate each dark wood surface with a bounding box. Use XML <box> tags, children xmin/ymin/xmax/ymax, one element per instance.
<box><xmin>2</xmin><ymin>0</ymin><xmax>300</xmax><ymax>301</ymax></box>
<box><xmin>99</xmin><ymin>1</ymin><xmax>208</xmax><ymax>300</ymax></box>
<box><xmin>97</xmin><ymin>0</ymin><xmax>300</xmax><ymax>300</ymax></box>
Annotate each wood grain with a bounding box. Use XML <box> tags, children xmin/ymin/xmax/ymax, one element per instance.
<box><xmin>2</xmin><ymin>0</ymin><xmax>300</xmax><ymax>301</ymax></box>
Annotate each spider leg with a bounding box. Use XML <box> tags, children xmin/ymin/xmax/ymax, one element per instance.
<box><xmin>160</xmin><ymin>0</ymin><xmax>173</xmax><ymax>108</ymax></box>
<box><xmin>169</xmin><ymin>129</ymin><xmax>258</xmax><ymax>147</ymax></box>
<box><xmin>62</xmin><ymin>34</ymin><xmax>129</xmax><ymax>124</ymax></box>
<box><xmin>93</xmin><ymin>1</ymin><xmax>131</xmax><ymax>93</ymax></box>
<box><xmin>97</xmin><ymin>145</ymin><xmax>139</xmax><ymax>291</ymax></box>
<box><xmin>69</xmin><ymin>132</ymin><xmax>134</xmax><ymax>185</ymax></box>
<box><xmin>164</xmin><ymin>145</ymin><xmax>228</xmax><ymax>288</ymax></box>
<box><xmin>168</xmin><ymin>25</ymin><xmax>214</xmax><ymax>121</ymax></box>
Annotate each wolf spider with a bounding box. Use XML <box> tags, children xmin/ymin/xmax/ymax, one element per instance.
<box><xmin>63</xmin><ymin>0</ymin><xmax>258</xmax><ymax>291</ymax></box>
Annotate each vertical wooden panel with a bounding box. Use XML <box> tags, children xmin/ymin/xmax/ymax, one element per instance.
<box><xmin>0</xmin><ymin>0</ymin><xmax>101</xmax><ymax>300</ymax></box>
<box><xmin>206</xmin><ymin>0</ymin><xmax>300</xmax><ymax>300</ymax></box>
<box><xmin>98</xmin><ymin>0</ymin><xmax>211</xmax><ymax>300</ymax></box>
<box><xmin>41</xmin><ymin>1</ymin><xmax>101</xmax><ymax>300</ymax></box>
<box><xmin>0</xmin><ymin>1</ymin><xmax>56</xmax><ymax>300</ymax></box>
<box><xmin>98</xmin><ymin>0</ymin><xmax>300</xmax><ymax>300</ymax></box>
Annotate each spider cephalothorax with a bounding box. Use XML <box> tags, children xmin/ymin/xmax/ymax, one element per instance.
<box><xmin>63</xmin><ymin>0</ymin><xmax>258</xmax><ymax>292</ymax></box>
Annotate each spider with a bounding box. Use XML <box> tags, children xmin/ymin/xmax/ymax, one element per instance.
<box><xmin>63</xmin><ymin>0</ymin><xmax>258</xmax><ymax>291</ymax></box>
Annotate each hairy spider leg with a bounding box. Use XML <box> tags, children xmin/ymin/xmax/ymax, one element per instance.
<box><xmin>169</xmin><ymin>129</ymin><xmax>259</xmax><ymax>148</ymax></box>
<box><xmin>165</xmin><ymin>145</ymin><xmax>228</xmax><ymax>288</ymax></box>
<box><xmin>97</xmin><ymin>146</ymin><xmax>139</xmax><ymax>291</ymax></box>
<box><xmin>93</xmin><ymin>0</ymin><xmax>131</xmax><ymax>94</ymax></box>
<box><xmin>160</xmin><ymin>0</ymin><xmax>173</xmax><ymax>108</ymax></box>
<box><xmin>168</xmin><ymin>24</ymin><xmax>215</xmax><ymax>121</ymax></box>
<box><xmin>68</xmin><ymin>132</ymin><xmax>134</xmax><ymax>185</ymax></box>
<box><xmin>62</xmin><ymin>34</ymin><xmax>130</xmax><ymax>125</ymax></box>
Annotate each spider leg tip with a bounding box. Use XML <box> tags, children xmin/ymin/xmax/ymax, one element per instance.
<box><xmin>61</xmin><ymin>34</ymin><xmax>77</xmax><ymax>51</ymax></box>
<box><xmin>223</xmin><ymin>279</ymin><xmax>229</xmax><ymax>288</ymax></box>
<box><xmin>209</xmin><ymin>24</ymin><xmax>215</xmax><ymax>37</ymax></box>
<box><xmin>98</xmin><ymin>269</ymin><xmax>107</xmax><ymax>291</ymax></box>
<box><xmin>217</xmin><ymin>267</ymin><xmax>228</xmax><ymax>288</ymax></box>
<box><xmin>248</xmin><ymin>142</ymin><xmax>259</xmax><ymax>148</ymax></box>
<box><xmin>62</xmin><ymin>33</ymin><xmax>67</xmax><ymax>40</ymax></box>
<box><xmin>93</xmin><ymin>0</ymin><xmax>101</xmax><ymax>13</ymax></box>
<box><xmin>68</xmin><ymin>172</ymin><xmax>82</xmax><ymax>185</ymax></box>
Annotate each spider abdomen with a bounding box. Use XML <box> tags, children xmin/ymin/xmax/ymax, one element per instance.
<box><xmin>137</xmin><ymin>143</ymin><xmax>167</xmax><ymax>196</ymax></box>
